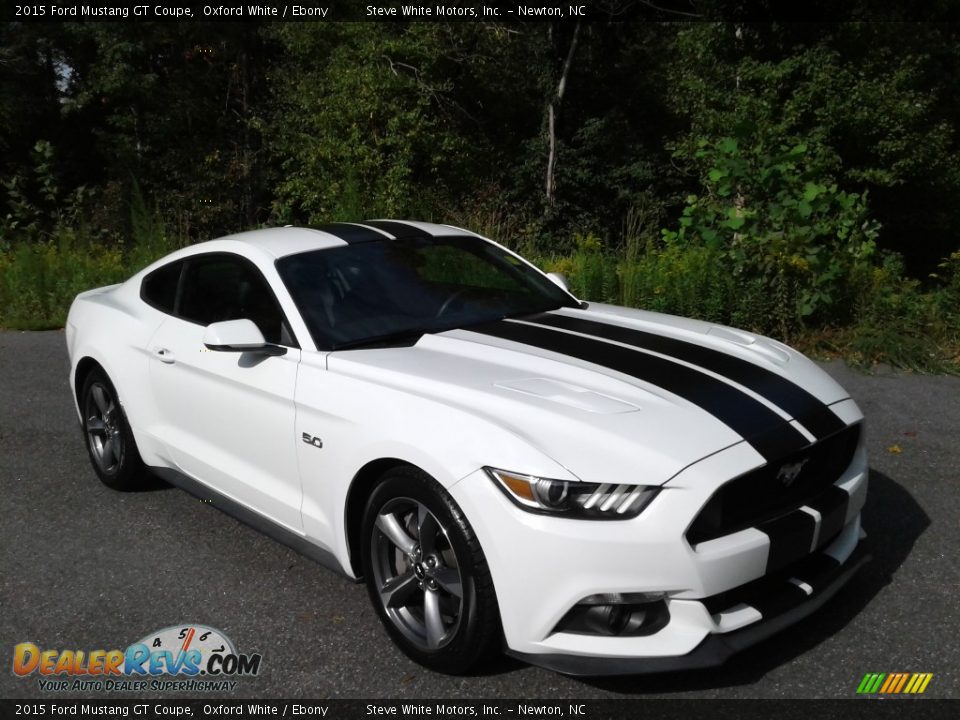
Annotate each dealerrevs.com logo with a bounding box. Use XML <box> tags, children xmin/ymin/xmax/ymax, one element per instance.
<box><xmin>12</xmin><ymin>624</ymin><xmax>262</xmax><ymax>692</ymax></box>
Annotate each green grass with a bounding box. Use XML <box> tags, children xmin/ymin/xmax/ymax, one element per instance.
<box><xmin>532</xmin><ymin>243</ymin><xmax>960</xmax><ymax>375</ymax></box>
<box><xmin>2</xmin><ymin>224</ymin><xmax>957</xmax><ymax>375</ymax></box>
<box><xmin>0</xmin><ymin>227</ymin><xmax>182</xmax><ymax>330</ymax></box>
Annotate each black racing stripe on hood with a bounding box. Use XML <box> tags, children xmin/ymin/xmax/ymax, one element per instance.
<box><xmin>362</xmin><ymin>220</ymin><xmax>427</xmax><ymax>239</ymax></box>
<box><xmin>311</xmin><ymin>223</ymin><xmax>388</xmax><ymax>244</ymax></box>
<box><xmin>527</xmin><ymin>312</ymin><xmax>846</xmax><ymax>440</ymax></box>
<box><xmin>469</xmin><ymin>320</ymin><xmax>809</xmax><ymax>463</ymax></box>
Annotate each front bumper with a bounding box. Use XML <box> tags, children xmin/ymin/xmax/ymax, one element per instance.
<box><xmin>506</xmin><ymin>540</ymin><xmax>870</xmax><ymax>675</ymax></box>
<box><xmin>447</xmin><ymin>402</ymin><xmax>869</xmax><ymax>672</ymax></box>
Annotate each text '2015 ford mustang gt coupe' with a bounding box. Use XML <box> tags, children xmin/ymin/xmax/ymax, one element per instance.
<box><xmin>66</xmin><ymin>220</ymin><xmax>870</xmax><ymax>675</ymax></box>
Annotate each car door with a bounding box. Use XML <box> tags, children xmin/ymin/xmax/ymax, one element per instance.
<box><xmin>147</xmin><ymin>252</ymin><xmax>304</xmax><ymax>532</ymax></box>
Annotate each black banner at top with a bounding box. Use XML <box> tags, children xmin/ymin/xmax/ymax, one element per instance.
<box><xmin>5</xmin><ymin>0</ymin><xmax>960</xmax><ymax>24</ymax></box>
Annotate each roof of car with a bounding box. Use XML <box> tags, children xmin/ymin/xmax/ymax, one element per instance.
<box><xmin>126</xmin><ymin>221</ymin><xmax>487</xmax><ymax>283</ymax></box>
<box><xmin>212</xmin><ymin>221</ymin><xmax>477</xmax><ymax>259</ymax></box>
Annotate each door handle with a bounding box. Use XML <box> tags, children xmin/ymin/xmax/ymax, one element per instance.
<box><xmin>152</xmin><ymin>346</ymin><xmax>176</xmax><ymax>364</ymax></box>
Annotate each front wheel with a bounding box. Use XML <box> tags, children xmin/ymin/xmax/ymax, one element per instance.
<box><xmin>80</xmin><ymin>368</ymin><xmax>145</xmax><ymax>490</ymax></box>
<box><xmin>361</xmin><ymin>467</ymin><xmax>501</xmax><ymax>674</ymax></box>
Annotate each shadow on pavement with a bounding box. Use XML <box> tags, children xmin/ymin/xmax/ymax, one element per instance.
<box><xmin>128</xmin><ymin>467</ymin><xmax>174</xmax><ymax>492</ymax></box>
<box><xmin>565</xmin><ymin>469</ymin><xmax>928</xmax><ymax>694</ymax></box>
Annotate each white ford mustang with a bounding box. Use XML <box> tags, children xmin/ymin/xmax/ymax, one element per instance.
<box><xmin>66</xmin><ymin>220</ymin><xmax>870</xmax><ymax>675</ymax></box>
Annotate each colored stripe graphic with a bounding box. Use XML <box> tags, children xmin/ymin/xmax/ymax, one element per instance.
<box><xmin>893</xmin><ymin>673</ymin><xmax>910</xmax><ymax>693</ymax></box>
<box><xmin>529</xmin><ymin>312</ymin><xmax>847</xmax><ymax>439</ymax></box>
<box><xmin>857</xmin><ymin>672</ymin><xmax>933</xmax><ymax>694</ymax></box>
<box><xmin>879</xmin><ymin>674</ymin><xmax>897</xmax><ymax>693</ymax></box>
<box><xmin>470</xmin><ymin>320</ymin><xmax>810</xmax><ymax>462</ymax></box>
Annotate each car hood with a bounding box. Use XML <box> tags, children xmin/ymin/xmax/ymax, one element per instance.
<box><xmin>326</xmin><ymin>306</ymin><xmax>851</xmax><ymax>486</ymax></box>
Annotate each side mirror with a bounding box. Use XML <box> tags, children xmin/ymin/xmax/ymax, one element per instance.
<box><xmin>203</xmin><ymin>319</ymin><xmax>286</xmax><ymax>356</ymax></box>
<box><xmin>546</xmin><ymin>272</ymin><xmax>570</xmax><ymax>292</ymax></box>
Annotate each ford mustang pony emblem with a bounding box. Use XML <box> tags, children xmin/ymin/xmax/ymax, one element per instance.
<box><xmin>777</xmin><ymin>458</ymin><xmax>809</xmax><ymax>487</ymax></box>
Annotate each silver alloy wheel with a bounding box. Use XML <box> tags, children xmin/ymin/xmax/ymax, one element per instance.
<box><xmin>370</xmin><ymin>497</ymin><xmax>464</xmax><ymax>651</ymax></box>
<box><xmin>84</xmin><ymin>381</ymin><xmax>123</xmax><ymax>474</ymax></box>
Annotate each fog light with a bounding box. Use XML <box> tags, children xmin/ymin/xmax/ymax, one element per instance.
<box><xmin>589</xmin><ymin>604</ymin><xmax>629</xmax><ymax>635</ymax></box>
<box><xmin>553</xmin><ymin>594</ymin><xmax>670</xmax><ymax>637</ymax></box>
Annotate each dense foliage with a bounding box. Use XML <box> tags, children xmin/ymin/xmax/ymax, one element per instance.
<box><xmin>1</xmin><ymin>18</ymin><xmax>959</xmax><ymax>370</ymax></box>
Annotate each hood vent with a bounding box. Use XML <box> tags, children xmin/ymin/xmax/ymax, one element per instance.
<box><xmin>494</xmin><ymin>378</ymin><xmax>641</xmax><ymax>415</ymax></box>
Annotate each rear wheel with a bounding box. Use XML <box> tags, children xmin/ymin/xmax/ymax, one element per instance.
<box><xmin>80</xmin><ymin>368</ymin><xmax>145</xmax><ymax>490</ymax></box>
<box><xmin>361</xmin><ymin>467</ymin><xmax>500</xmax><ymax>674</ymax></box>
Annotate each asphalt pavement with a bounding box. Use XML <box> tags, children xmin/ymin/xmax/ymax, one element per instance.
<box><xmin>1</xmin><ymin>330</ymin><xmax>957</xmax><ymax>699</ymax></box>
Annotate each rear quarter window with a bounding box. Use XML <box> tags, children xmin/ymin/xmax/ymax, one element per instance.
<box><xmin>140</xmin><ymin>261</ymin><xmax>183</xmax><ymax>314</ymax></box>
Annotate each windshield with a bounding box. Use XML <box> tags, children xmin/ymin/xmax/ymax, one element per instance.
<box><xmin>276</xmin><ymin>234</ymin><xmax>578</xmax><ymax>350</ymax></box>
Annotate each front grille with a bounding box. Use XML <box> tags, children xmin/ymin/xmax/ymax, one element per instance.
<box><xmin>687</xmin><ymin>422</ymin><xmax>861</xmax><ymax>546</ymax></box>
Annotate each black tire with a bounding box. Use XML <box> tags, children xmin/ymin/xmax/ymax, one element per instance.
<box><xmin>79</xmin><ymin>367</ymin><xmax>145</xmax><ymax>490</ymax></box>
<box><xmin>361</xmin><ymin>466</ymin><xmax>501</xmax><ymax>674</ymax></box>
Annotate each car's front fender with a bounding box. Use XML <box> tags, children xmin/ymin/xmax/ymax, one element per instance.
<box><xmin>292</xmin><ymin>351</ymin><xmax>576</xmax><ymax>577</ymax></box>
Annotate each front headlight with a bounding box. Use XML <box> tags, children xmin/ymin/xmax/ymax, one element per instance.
<box><xmin>484</xmin><ymin>467</ymin><xmax>659</xmax><ymax>519</ymax></box>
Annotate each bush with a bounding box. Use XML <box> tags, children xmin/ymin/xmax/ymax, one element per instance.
<box><xmin>0</xmin><ymin>230</ymin><xmax>125</xmax><ymax>329</ymax></box>
<box><xmin>661</xmin><ymin>137</ymin><xmax>880</xmax><ymax>336</ymax></box>
<box><xmin>533</xmin><ymin>231</ymin><xmax>959</xmax><ymax>374</ymax></box>
<box><xmin>830</xmin><ymin>252</ymin><xmax>960</xmax><ymax>372</ymax></box>
<box><xmin>539</xmin><ymin>233</ymin><xmax>785</xmax><ymax>335</ymax></box>
<box><xmin>0</xmin><ymin>198</ymin><xmax>183</xmax><ymax>330</ymax></box>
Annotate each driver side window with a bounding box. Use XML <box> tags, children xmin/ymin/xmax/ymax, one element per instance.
<box><xmin>178</xmin><ymin>254</ymin><xmax>295</xmax><ymax>346</ymax></box>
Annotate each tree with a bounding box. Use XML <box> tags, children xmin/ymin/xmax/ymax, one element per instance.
<box><xmin>22</xmin><ymin>22</ymin><xmax>277</xmax><ymax>239</ymax></box>
<box><xmin>666</xmin><ymin>22</ymin><xmax>960</xmax><ymax>273</ymax></box>
<box><xmin>266</xmin><ymin>23</ymin><xmax>485</xmax><ymax>223</ymax></box>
